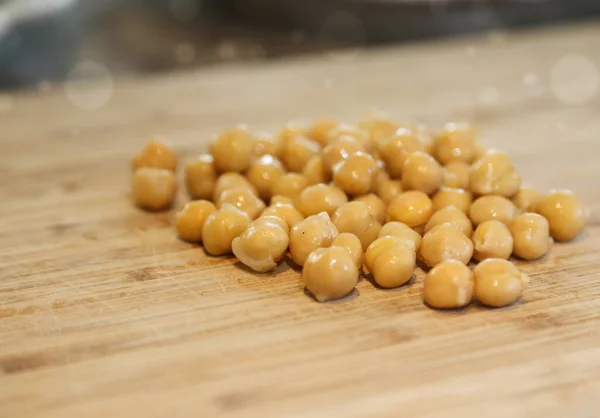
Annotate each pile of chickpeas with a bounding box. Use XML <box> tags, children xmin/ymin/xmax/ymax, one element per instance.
<box><xmin>130</xmin><ymin>116</ymin><xmax>587</xmax><ymax>309</ymax></box>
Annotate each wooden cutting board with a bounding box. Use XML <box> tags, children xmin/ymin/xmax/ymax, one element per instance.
<box><xmin>2</xmin><ymin>21</ymin><xmax>600</xmax><ymax>418</ymax></box>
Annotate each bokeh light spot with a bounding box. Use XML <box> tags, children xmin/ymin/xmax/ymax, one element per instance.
<box><xmin>550</xmin><ymin>55</ymin><xmax>599</xmax><ymax>105</ymax></box>
<box><xmin>65</xmin><ymin>61</ymin><xmax>114</xmax><ymax>111</ymax></box>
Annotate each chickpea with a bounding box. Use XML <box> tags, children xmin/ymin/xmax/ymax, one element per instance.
<box><xmin>331</xmin><ymin>233</ymin><xmax>364</xmax><ymax>268</ymax></box>
<box><xmin>298</xmin><ymin>183</ymin><xmax>348</xmax><ymax>217</ymax></box>
<box><xmin>232</xmin><ymin>216</ymin><xmax>289</xmax><ymax>272</ymax></box>
<box><xmin>260</xmin><ymin>200</ymin><xmax>304</xmax><ymax>231</ymax></box>
<box><xmin>433</xmin><ymin>122</ymin><xmax>477</xmax><ymax>165</ymax></box>
<box><xmin>271</xmin><ymin>173</ymin><xmax>308</xmax><ymax>204</ymax></box>
<box><xmin>211</xmin><ymin>126</ymin><xmax>254</xmax><ymax>173</ymax></box>
<box><xmin>469</xmin><ymin>196</ymin><xmax>518</xmax><ymax>227</ymax></box>
<box><xmin>367</xmin><ymin>237</ymin><xmax>416</xmax><ymax>289</ymax></box>
<box><xmin>474</xmin><ymin>258</ymin><xmax>529</xmax><ymax>308</ymax></box>
<box><xmin>472</xmin><ymin>220</ymin><xmax>513</xmax><ymax>261</ymax></box>
<box><xmin>354</xmin><ymin>193</ymin><xmax>386</xmax><ymax>224</ymax></box>
<box><xmin>386</xmin><ymin>191</ymin><xmax>433</xmax><ymax>230</ymax></box>
<box><xmin>510</xmin><ymin>213</ymin><xmax>550</xmax><ymax>260</ymax></box>
<box><xmin>277</xmin><ymin>122</ymin><xmax>307</xmax><ymax>148</ymax></box>
<box><xmin>378</xmin><ymin>222</ymin><xmax>422</xmax><ymax>250</ymax></box>
<box><xmin>131</xmin><ymin>168</ymin><xmax>177</xmax><ymax>211</ymax></box>
<box><xmin>184</xmin><ymin>154</ymin><xmax>217</xmax><ymax>200</ymax></box>
<box><xmin>333</xmin><ymin>152</ymin><xmax>378</xmax><ymax>196</ymax></box>
<box><xmin>217</xmin><ymin>188</ymin><xmax>266</xmax><ymax>219</ymax></box>
<box><xmin>175</xmin><ymin>200</ymin><xmax>217</xmax><ymax>242</ymax></box>
<box><xmin>402</xmin><ymin>151</ymin><xmax>444</xmax><ymax>195</ymax></box>
<box><xmin>423</xmin><ymin>259</ymin><xmax>474</xmax><ymax>309</ymax></box>
<box><xmin>252</xmin><ymin>131</ymin><xmax>282</xmax><ymax>159</ymax></box>
<box><xmin>432</xmin><ymin>187</ymin><xmax>473</xmax><ymax>213</ymax></box>
<box><xmin>308</xmin><ymin>118</ymin><xmax>338</xmax><ymax>146</ymax></box>
<box><xmin>332</xmin><ymin>201</ymin><xmax>382</xmax><ymax>250</ymax></box>
<box><xmin>303</xmin><ymin>155</ymin><xmax>331</xmax><ymax>185</ymax></box>
<box><xmin>289</xmin><ymin>212</ymin><xmax>338</xmax><ymax>266</ymax></box>
<box><xmin>443</xmin><ymin>162</ymin><xmax>471</xmax><ymax>189</ymax></box>
<box><xmin>376</xmin><ymin>179</ymin><xmax>403</xmax><ymax>204</ymax></box>
<box><xmin>420</xmin><ymin>223</ymin><xmax>474</xmax><ymax>267</ymax></box>
<box><xmin>473</xmin><ymin>141</ymin><xmax>488</xmax><ymax>160</ymax></box>
<box><xmin>512</xmin><ymin>187</ymin><xmax>542</xmax><ymax>212</ymax></box>
<box><xmin>358</xmin><ymin>114</ymin><xmax>400</xmax><ymax>148</ymax></box>
<box><xmin>322</xmin><ymin>136</ymin><xmax>365</xmax><ymax>174</ymax></box>
<box><xmin>281</xmin><ymin>135</ymin><xmax>321</xmax><ymax>172</ymax></box>
<box><xmin>303</xmin><ymin>246</ymin><xmax>358</xmax><ymax>302</ymax></box>
<box><xmin>131</xmin><ymin>139</ymin><xmax>177</xmax><ymax>172</ymax></box>
<box><xmin>246</xmin><ymin>154</ymin><xmax>286</xmax><ymax>201</ymax></box>
<box><xmin>424</xmin><ymin>206</ymin><xmax>473</xmax><ymax>237</ymax></box>
<box><xmin>202</xmin><ymin>204</ymin><xmax>252</xmax><ymax>255</ymax></box>
<box><xmin>328</xmin><ymin>124</ymin><xmax>372</xmax><ymax>152</ymax></box>
<box><xmin>536</xmin><ymin>189</ymin><xmax>586</xmax><ymax>242</ymax></box>
<box><xmin>365</xmin><ymin>236</ymin><xmax>416</xmax><ymax>272</ymax></box>
<box><xmin>379</xmin><ymin>128</ymin><xmax>424</xmax><ymax>178</ymax></box>
<box><xmin>213</xmin><ymin>172</ymin><xmax>257</xmax><ymax>203</ymax></box>
<box><xmin>470</xmin><ymin>150</ymin><xmax>521</xmax><ymax>197</ymax></box>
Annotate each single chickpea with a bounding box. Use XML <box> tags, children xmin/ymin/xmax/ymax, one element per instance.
<box><xmin>175</xmin><ymin>200</ymin><xmax>217</xmax><ymax>242</ymax></box>
<box><xmin>327</xmin><ymin>124</ymin><xmax>372</xmax><ymax>152</ymax></box>
<box><xmin>536</xmin><ymin>189</ymin><xmax>586</xmax><ymax>242</ymax></box>
<box><xmin>252</xmin><ymin>131</ymin><xmax>282</xmax><ymax>159</ymax></box>
<box><xmin>298</xmin><ymin>183</ymin><xmax>348</xmax><ymax>217</ymax></box>
<box><xmin>424</xmin><ymin>206</ymin><xmax>473</xmax><ymax>237</ymax></box>
<box><xmin>232</xmin><ymin>216</ymin><xmax>289</xmax><ymax>272</ymax></box>
<box><xmin>332</xmin><ymin>201</ymin><xmax>382</xmax><ymax>250</ymax></box>
<box><xmin>217</xmin><ymin>187</ymin><xmax>266</xmax><ymax>219</ymax></box>
<box><xmin>333</xmin><ymin>152</ymin><xmax>378</xmax><ymax>196</ymax></box>
<box><xmin>433</xmin><ymin>122</ymin><xmax>477</xmax><ymax>165</ymax></box>
<box><xmin>474</xmin><ymin>258</ymin><xmax>529</xmax><ymax>308</ymax></box>
<box><xmin>184</xmin><ymin>154</ymin><xmax>217</xmax><ymax>200</ymax></box>
<box><xmin>402</xmin><ymin>151</ymin><xmax>444</xmax><ymax>195</ymax></box>
<box><xmin>308</xmin><ymin>118</ymin><xmax>338</xmax><ymax>146</ymax></box>
<box><xmin>131</xmin><ymin>139</ymin><xmax>177</xmax><ymax>172</ymax></box>
<box><xmin>379</xmin><ymin>128</ymin><xmax>424</xmax><ymax>178</ymax></box>
<box><xmin>512</xmin><ymin>186</ymin><xmax>542</xmax><ymax>212</ymax></box>
<box><xmin>469</xmin><ymin>196</ymin><xmax>518</xmax><ymax>227</ymax></box>
<box><xmin>281</xmin><ymin>135</ymin><xmax>321</xmax><ymax>172</ymax></box>
<box><xmin>303</xmin><ymin>155</ymin><xmax>331</xmax><ymax>185</ymax></box>
<box><xmin>322</xmin><ymin>136</ymin><xmax>365</xmax><ymax>175</ymax></box>
<box><xmin>423</xmin><ymin>259</ymin><xmax>474</xmax><ymax>309</ymax></box>
<box><xmin>432</xmin><ymin>187</ymin><xmax>473</xmax><ymax>213</ymax></box>
<box><xmin>354</xmin><ymin>193</ymin><xmax>386</xmax><ymax>224</ymax></box>
<box><xmin>378</xmin><ymin>222</ymin><xmax>422</xmax><ymax>250</ymax></box>
<box><xmin>472</xmin><ymin>220</ymin><xmax>513</xmax><ymax>261</ymax></box>
<box><xmin>213</xmin><ymin>172</ymin><xmax>257</xmax><ymax>203</ymax></box>
<box><xmin>303</xmin><ymin>246</ymin><xmax>358</xmax><ymax>302</ymax></box>
<box><xmin>473</xmin><ymin>141</ymin><xmax>487</xmax><ymax>160</ymax></box>
<box><xmin>277</xmin><ymin>122</ymin><xmax>307</xmax><ymax>149</ymax></box>
<box><xmin>386</xmin><ymin>191</ymin><xmax>433</xmax><ymax>230</ymax></box>
<box><xmin>365</xmin><ymin>236</ymin><xmax>416</xmax><ymax>288</ymax></box>
<box><xmin>331</xmin><ymin>233</ymin><xmax>364</xmax><ymax>268</ymax></box>
<box><xmin>271</xmin><ymin>173</ymin><xmax>308</xmax><ymax>205</ymax></box>
<box><xmin>260</xmin><ymin>200</ymin><xmax>304</xmax><ymax>230</ymax></box>
<box><xmin>131</xmin><ymin>168</ymin><xmax>177</xmax><ymax>211</ymax></box>
<box><xmin>443</xmin><ymin>162</ymin><xmax>471</xmax><ymax>189</ymax></box>
<box><xmin>211</xmin><ymin>126</ymin><xmax>254</xmax><ymax>173</ymax></box>
<box><xmin>202</xmin><ymin>204</ymin><xmax>252</xmax><ymax>255</ymax></box>
<box><xmin>245</xmin><ymin>154</ymin><xmax>286</xmax><ymax>201</ymax></box>
<box><xmin>289</xmin><ymin>212</ymin><xmax>338</xmax><ymax>266</ymax></box>
<box><xmin>470</xmin><ymin>150</ymin><xmax>521</xmax><ymax>197</ymax></box>
<box><xmin>376</xmin><ymin>179</ymin><xmax>403</xmax><ymax>204</ymax></box>
<box><xmin>420</xmin><ymin>223</ymin><xmax>474</xmax><ymax>267</ymax></box>
<box><xmin>358</xmin><ymin>114</ymin><xmax>400</xmax><ymax>148</ymax></box>
<box><xmin>510</xmin><ymin>213</ymin><xmax>550</xmax><ymax>260</ymax></box>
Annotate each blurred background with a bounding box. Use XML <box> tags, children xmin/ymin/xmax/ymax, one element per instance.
<box><xmin>1</xmin><ymin>0</ymin><xmax>600</xmax><ymax>90</ymax></box>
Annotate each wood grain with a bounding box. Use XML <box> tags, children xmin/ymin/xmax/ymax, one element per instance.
<box><xmin>2</xmin><ymin>21</ymin><xmax>600</xmax><ymax>418</ymax></box>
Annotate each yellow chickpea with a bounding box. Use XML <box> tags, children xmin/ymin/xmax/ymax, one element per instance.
<box><xmin>402</xmin><ymin>151</ymin><xmax>444</xmax><ymax>195</ymax></box>
<box><xmin>277</xmin><ymin>122</ymin><xmax>307</xmax><ymax>148</ymax></box>
<box><xmin>472</xmin><ymin>220</ymin><xmax>513</xmax><ymax>261</ymax></box>
<box><xmin>353</xmin><ymin>193</ymin><xmax>386</xmax><ymax>224</ymax></box>
<box><xmin>331</xmin><ymin>233</ymin><xmax>364</xmax><ymax>269</ymax></box>
<box><xmin>131</xmin><ymin>139</ymin><xmax>177</xmax><ymax>172</ymax></box>
<box><xmin>298</xmin><ymin>183</ymin><xmax>348</xmax><ymax>217</ymax></box>
<box><xmin>512</xmin><ymin>187</ymin><xmax>542</xmax><ymax>212</ymax></box>
<box><xmin>376</xmin><ymin>179</ymin><xmax>403</xmax><ymax>204</ymax></box>
<box><xmin>271</xmin><ymin>173</ymin><xmax>308</xmax><ymax>205</ymax></box>
<box><xmin>327</xmin><ymin>124</ymin><xmax>372</xmax><ymax>152</ymax></box>
<box><xmin>232</xmin><ymin>216</ymin><xmax>289</xmax><ymax>272</ymax></box>
<box><xmin>260</xmin><ymin>200</ymin><xmax>304</xmax><ymax>231</ymax></box>
<box><xmin>358</xmin><ymin>114</ymin><xmax>400</xmax><ymax>148</ymax></box>
<box><xmin>202</xmin><ymin>204</ymin><xmax>252</xmax><ymax>256</ymax></box>
<box><xmin>424</xmin><ymin>206</ymin><xmax>473</xmax><ymax>237</ymax></box>
<box><xmin>510</xmin><ymin>213</ymin><xmax>550</xmax><ymax>260</ymax></box>
<box><xmin>365</xmin><ymin>236</ymin><xmax>416</xmax><ymax>288</ymax></box>
<box><xmin>423</xmin><ymin>259</ymin><xmax>474</xmax><ymax>309</ymax></box>
<box><xmin>281</xmin><ymin>135</ymin><xmax>321</xmax><ymax>172</ymax></box>
<box><xmin>469</xmin><ymin>196</ymin><xmax>518</xmax><ymax>227</ymax></box>
<box><xmin>303</xmin><ymin>246</ymin><xmax>359</xmax><ymax>302</ymax></box>
<box><xmin>443</xmin><ymin>162</ymin><xmax>471</xmax><ymax>189</ymax></box>
<box><xmin>217</xmin><ymin>188</ymin><xmax>266</xmax><ymax>219</ymax></box>
<box><xmin>432</xmin><ymin>187</ymin><xmax>473</xmax><ymax>213</ymax></box>
<box><xmin>420</xmin><ymin>223</ymin><xmax>474</xmax><ymax>267</ymax></box>
<box><xmin>386</xmin><ymin>191</ymin><xmax>433</xmax><ymax>230</ymax></box>
<box><xmin>433</xmin><ymin>122</ymin><xmax>477</xmax><ymax>165</ymax></box>
<box><xmin>332</xmin><ymin>151</ymin><xmax>378</xmax><ymax>196</ymax></box>
<box><xmin>131</xmin><ymin>168</ymin><xmax>177</xmax><ymax>211</ymax></box>
<box><xmin>322</xmin><ymin>136</ymin><xmax>365</xmax><ymax>174</ymax></box>
<box><xmin>245</xmin><ymin>154</ymin><xmax>286</xmax><ymax>201</ymax></box>
<box><xmin>474</xmin><ymin>258</ymin><xmax>529</xmax><ymax>308</ymax></box>
<box><xmin>184</xmin><ymin>154</ymin><xmax>217</xmax><ymax>200</ymax></box>
<box><xmin>536</xmin><ymin>189</ymin><xmax>586</xmax><ymax>242</ymax></box>
<box><xmin>213</xmin><ymin>172</ymin><xmax>257</xmax><ymax>203</ymax></box>
<box><xmin>473</xmin><ymin>141</ymin><xmax>488</xmax><ymax>161</ymax></box>
<box><xmin>379</xmin><ymin>128</ymin><xmax>424</xmax><ymax>178</ymax></box>
<box><xmin>332</xmin><ymin>201</ymin><xmax>382</xmax><ymax>250</ymax></box>
<box><xmin>302</xmin><ymin>155</ymin><xmax>331</xmax><ymax>185</ymax></box>
<box><xmin>470</xmin><ymin>149</ymin><xmax>521</xmax><ymax>197</ymax></box>
<box><xmin>378</xmin><ymin>222</ymin><xmax>422</xmax><ymax>250</ymax></box>
<box><xmin>252</xmin><ymin>131</ymin><xmax>282</xmax><ymax>159</ymax></box>
<box><xmin>175</xmin><ymin>200</ymin><xmax>217</xmax><ymax>242</ymax></box>
<box><xmin>289</xmin><ymin>212</ymin><xmax>339</xmax><ymax>266</ymax></box>
<box><xmin>308</xmin><ymin>118</ymin><xmax>338</xmax><ymax>146</ymax></box>
<box><xmin>211</xmin><ymin>126</ymin><xmax>254</xmax><ymax>173</ymax></box>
